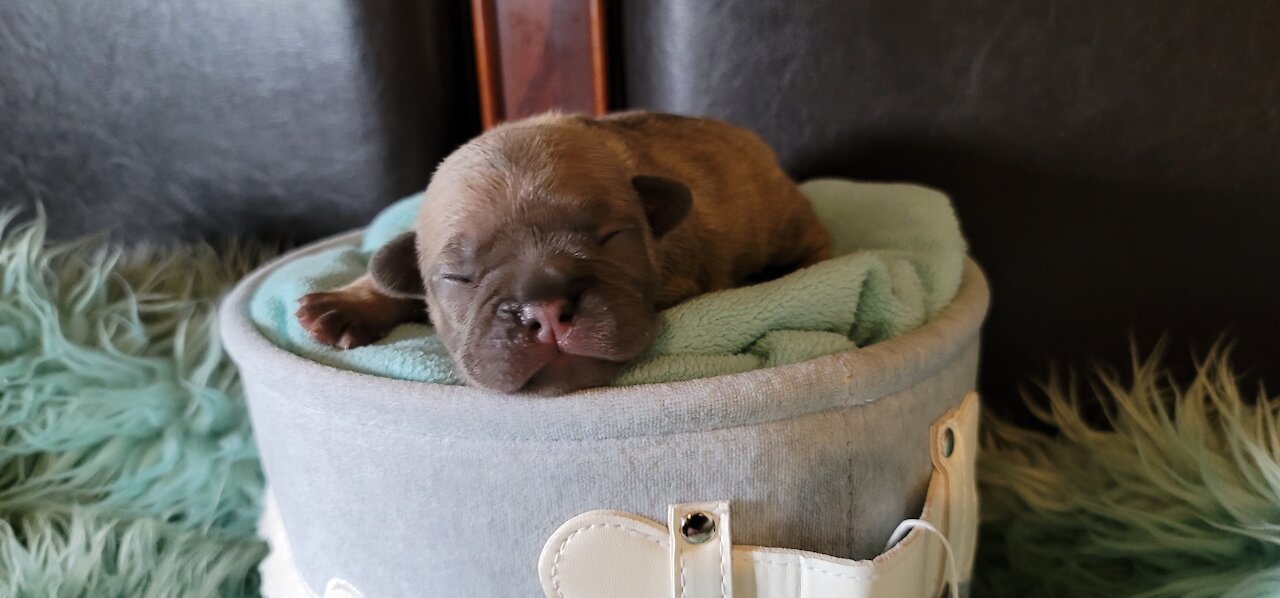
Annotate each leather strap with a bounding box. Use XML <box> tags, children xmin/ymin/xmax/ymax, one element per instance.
<box><xmin>933</xmin><ymin>390</ymin><xmax>979</xmax><ymax>592</ymax></box>
<box><xmin>670</xmin><ymin>501</ymin><xmax>734</xmax><ymax>598</ymax></box>
<box><xmin>539</xmin><ymin>392</ymin><xmax>981</xmax><ymax>598</ymax></box>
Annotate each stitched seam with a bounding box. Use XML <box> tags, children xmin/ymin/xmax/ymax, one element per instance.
<box><xmin>720</xmin><ymin>545</ymin><xmax>729</xmax><ymax>597</ymax></box>
<box><xmin>718</xmin><ymin>510</ymin><xmax>729</xmax><ymax>598</ymax></box>
<box><xmin>551</xmin><ymin>523</ymin><xmax>663</xmax><ymax>598</ymax></box>
<box><xmin>679</xmin><ymin>511</ymin><xmax>727</xmax><ymax>598</ymax></box>
<box><xmin>680</xmin><ymin>552</ymin><xmax>688</xmax><ymax>598</ymax></box>
<box><xmin>741</xmin><ymin>555</ymin><xmax>872</xmax><ymax>581</ymax></box>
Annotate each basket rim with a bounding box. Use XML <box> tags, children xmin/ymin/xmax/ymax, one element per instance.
<box><xmin>220</xmin><ymin>230</ymin><xmax>989</xmax><ymax>441</ymax></box>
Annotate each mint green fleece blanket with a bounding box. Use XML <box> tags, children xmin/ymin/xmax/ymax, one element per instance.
<box><xmin>248</xmin><ymin>179</ymin><xmax>967</xmax><ymax>385</ymax></box>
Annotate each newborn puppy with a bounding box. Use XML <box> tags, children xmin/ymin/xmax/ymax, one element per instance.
<box><xmin>297</xmin><ymin>112</ymin><xmax>831</xmax><ymax>395</ymax></box>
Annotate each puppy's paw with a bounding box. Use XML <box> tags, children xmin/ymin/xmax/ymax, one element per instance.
<box><xmin>296</xmin><ymin>291</ymin><xmax>391</xmax><ymax>349</ymax></box>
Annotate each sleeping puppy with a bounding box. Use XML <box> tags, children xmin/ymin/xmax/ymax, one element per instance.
<box><xmin>296</xmin><ymin>111</ymin><xmax>831</xmax><ymax>395</ymax></box>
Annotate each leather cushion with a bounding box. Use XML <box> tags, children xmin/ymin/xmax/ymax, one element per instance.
<box><xmin>618</xmin><ymin>0</ymin><xmax>1280</xmax><ymax>405</ymax></box>
<box><xmin>0</xmin><ymin>0</ymin><xmax>478</xmax><ymax>244</ymax></box>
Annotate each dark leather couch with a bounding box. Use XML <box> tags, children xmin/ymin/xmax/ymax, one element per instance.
<box><xmin>619</xmin><ymin>0</ymin><xmax>1280</xmax><ymax>407</ymax></box>
<box><xmin>4</xmin><ymin>1</ymin><xmax>1277</xmax><ymax>408</ymax></box>
<box><xmin>0</xmin><ymin>0</ymin><xmax>477</xmax><ymax>244</ymax></box>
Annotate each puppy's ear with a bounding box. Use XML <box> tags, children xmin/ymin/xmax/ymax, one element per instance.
<box><xmin>631</xmin><ymin>175</ymin><xmax>692</xmax><ymax>239</ymax></box>
<box><xmin>369</xmin><ymin>232</ymin><xmax>426</xmax><ymax>299</ymax></box>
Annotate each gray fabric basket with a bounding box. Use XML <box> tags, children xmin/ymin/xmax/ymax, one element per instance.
<box><xmin>220</xmin><ymin>231</ymin><xmax>990</xmax><ymax>598</ymax></box>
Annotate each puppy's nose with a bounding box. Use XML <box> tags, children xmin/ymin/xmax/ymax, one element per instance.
<box><xmin>519</xmin><ymin>298</ymin><xmax>575</xmax><ymax>345</ymax></box>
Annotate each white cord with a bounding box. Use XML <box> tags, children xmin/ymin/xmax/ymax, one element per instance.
<box><xmin>885</xmin><ymin>518</ymin><xmax>960</xmax><ymax>598</ymax></box>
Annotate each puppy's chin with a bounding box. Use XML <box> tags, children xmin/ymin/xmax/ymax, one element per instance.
<box><xmin>459</xmin><ymin>311</ymin><xmax>658</xmax><ymax>395</ymax></box>
<box><xmin>466</xmin><ymin>337</ymin><xmax>646</xmax><ymax>395</ymax></box>
<box><xmin>462</xmin><ymin>347</ymin><xmax>630</xmax><ymax>396</ymax></box>
<box><xmin>519</xmin><ymin>355</ymin><xmax>628</xmax><ymax>396</ymax></box>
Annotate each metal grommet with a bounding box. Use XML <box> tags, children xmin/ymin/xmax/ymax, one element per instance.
<box><xmin>941</xmin><ymin>427</ymin><xmax>955</xmax><ymax>458</ymax></box>
<box><xmin>680</xmin><ymin>512</ymin><xmax>717</xmax><ymax>544</ymax></box>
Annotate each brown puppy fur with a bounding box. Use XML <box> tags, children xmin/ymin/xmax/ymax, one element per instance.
<box><xmin>297</xmin><ymin>111</ymin><xmax>831</xmax><ymax>395</ymax></box>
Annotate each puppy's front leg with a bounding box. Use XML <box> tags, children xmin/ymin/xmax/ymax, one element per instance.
<box><xmin>296</xmin><ymin>274</ymin><xmax>426</xmax><ymax>349</ymax></box>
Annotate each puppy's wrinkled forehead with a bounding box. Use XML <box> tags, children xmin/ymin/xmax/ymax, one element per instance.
<box><xmin>447</xmin><ymin>192</ymin><xmax>618</xmax><ymax>263</ymax></box>
<box><xmin>419</xmin><ymin>124</ymin><xmax>640</xmax><ymax>267</ymax></box>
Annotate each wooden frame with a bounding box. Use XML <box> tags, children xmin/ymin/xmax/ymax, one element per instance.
<box><xmin>470</xmin><ymin>0</ymin><xmax>609</xmax><ymax>129</ymax></box>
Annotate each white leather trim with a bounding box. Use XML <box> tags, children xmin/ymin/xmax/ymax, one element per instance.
<box><xmin>670</xmin><ymin>501</ymin><xmax>734</xmax><ymax>598</ymax></box>
<box><xmin>538</xmin><ymin>392</ymin><xmax>981</xmax><ymax>598</ymax></box>
<box><xmin>321</xmin><ymin>579</ymin><xmax>366</xmax><ymax>598</ymax></box>
<box><xmin>539</xmin><ymin>510</ymin><xmax>671</xmax><ymax>598</ymax></box>
<box><xmin>934</xmin><ymin>390</ymin><xmax>980</xmax><ymax>581</ymax></box>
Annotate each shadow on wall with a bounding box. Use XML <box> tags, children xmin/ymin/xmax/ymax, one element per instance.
<box><xmin>351</xmin><ymin>0</ymin><xmax>479</xmax><ymax>208</ymax></box>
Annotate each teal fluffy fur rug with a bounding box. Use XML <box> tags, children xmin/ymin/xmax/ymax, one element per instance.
<box><xmin>0</xmin><ymin>211</ymin><xmax>271</xmax><ymax>597</ymax></box>
<box><xmin>2</xmin><ymin>209</ymin><xmax>1277</xmax><ymax>596</ymax></box>
<box><xmin>974</xmin><ymin>345</ymin><xmax>1280</xmax><ymax>597</ymax></box>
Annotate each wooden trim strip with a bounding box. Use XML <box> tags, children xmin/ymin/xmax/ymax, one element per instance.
<box><xmin>470</xmin><ymin>0</ymin><xmax>504</xmax><ymax>129</ymax></box>
<box><xmin>588</xmin><ymin>0</ymin><xmax>609</xmax><ymax>116</ymax></box>
<box><xmin>471</xmin><ymin>0</ymin><xmax>610</xmax><ymax>128</ymax></box>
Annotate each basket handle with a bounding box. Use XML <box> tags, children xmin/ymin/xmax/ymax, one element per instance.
<box><xmin>538</xmin><ymin>392</ymin><xmax>981</xmax><ymax>598</ymax></box>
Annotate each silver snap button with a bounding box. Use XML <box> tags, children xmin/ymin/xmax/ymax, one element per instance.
<box><xmin>680</xmin><ymin>512</ymin><xmax>717</xmax><ymax>544</ymax></box>
<box><xmin>941</xmin><ymin>427</ymin><xmax>955</xmax><ymax>458</ymax></box>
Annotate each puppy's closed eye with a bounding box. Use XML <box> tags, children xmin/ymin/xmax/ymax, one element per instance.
<box><xmin>439</xmin><ymin>274</ymin><xmax>474</xmax><ymax>285</ymax></box>
<box><xmin>598</xmin><ymin>227</ymin><xmax>637</xmax><ymax>247</ymax></box>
